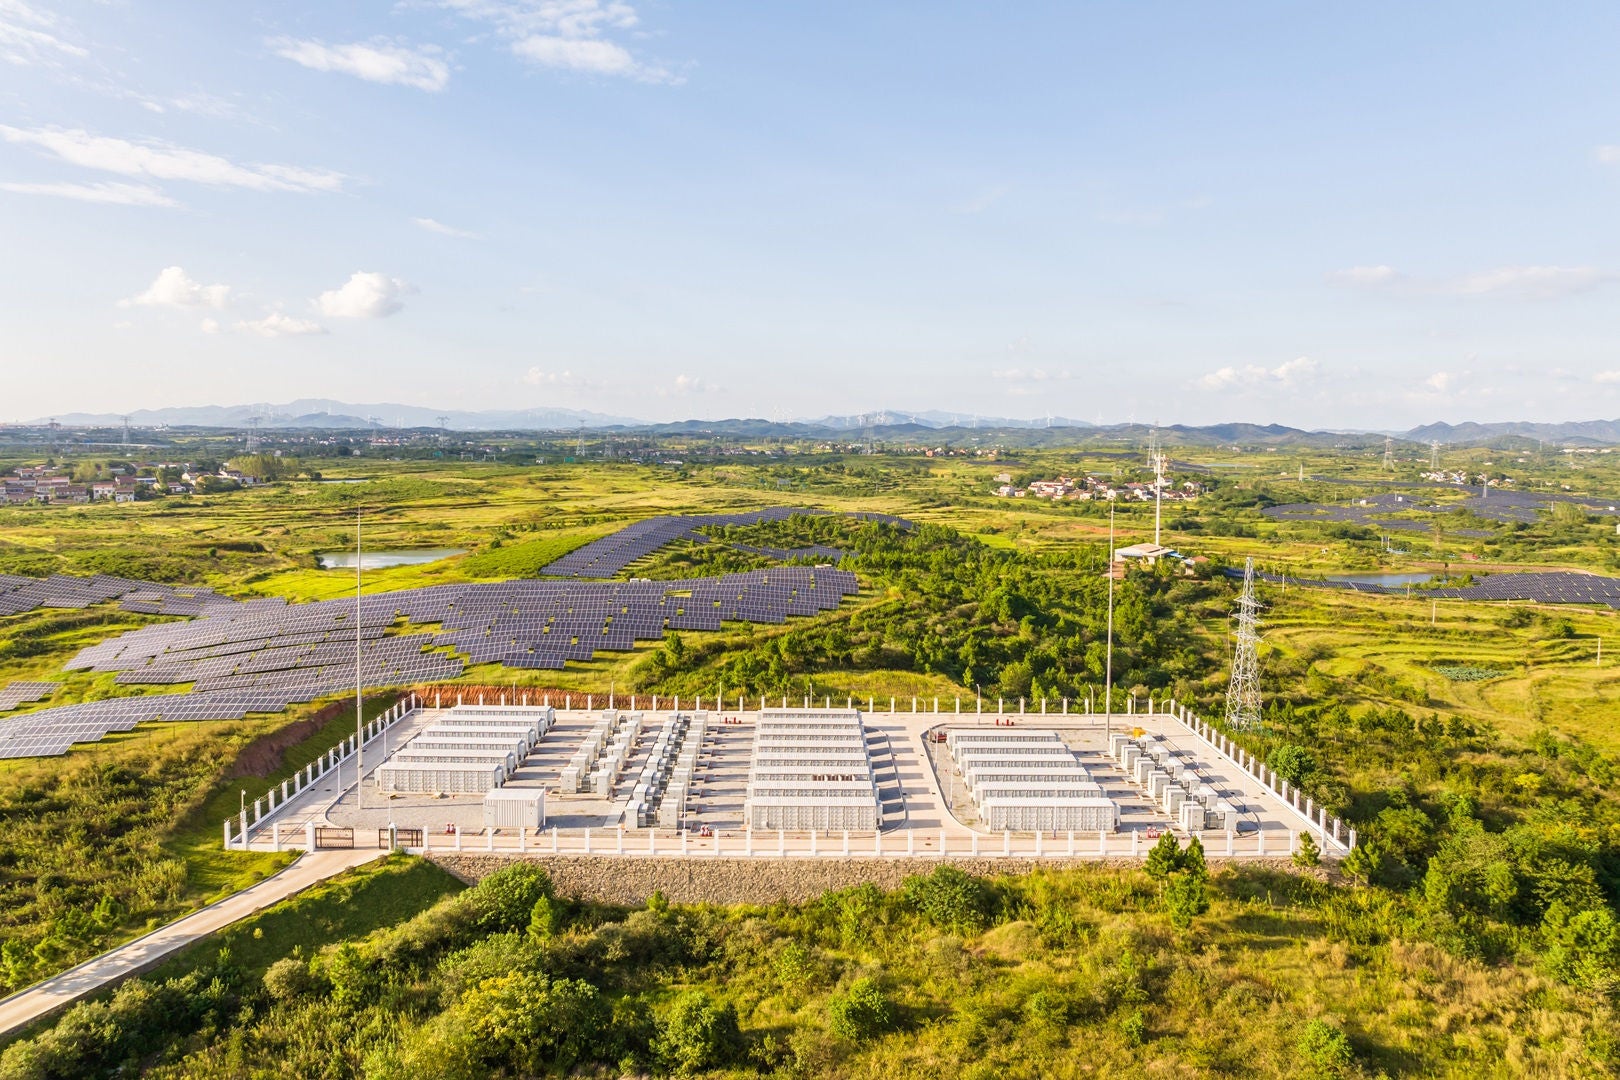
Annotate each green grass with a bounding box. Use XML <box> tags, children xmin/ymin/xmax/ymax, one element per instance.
<box><xmin>165</xmin><ymin>693</ymin><xmax>406</xmax><ymax>902</ymax></box>
<box><xmin>147</xmin><ymin>853</ymin><xmax>463</xmax><ymax>987</ymax></box>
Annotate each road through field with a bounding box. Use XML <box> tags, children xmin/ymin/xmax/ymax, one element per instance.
<box><xmin>0</xmin><ymin>848</ymin><xmax>384</xmax><ymax>1039</ymax></box>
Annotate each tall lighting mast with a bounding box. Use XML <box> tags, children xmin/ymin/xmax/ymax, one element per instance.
<box><xmin>355</xmin><ymin>506</ymin><xmax>364</xmax><ymax>810</ymax></box>
<box><xmin>1104</xmin><ymin>503</ymin><xmax>1115</xmax><ymax>738</ymax></box>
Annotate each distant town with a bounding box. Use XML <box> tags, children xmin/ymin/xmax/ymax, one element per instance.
<box><xmin>1</xmin><ymin>462</ymin><xmax>263</xmax><ymax>505</ymax></box>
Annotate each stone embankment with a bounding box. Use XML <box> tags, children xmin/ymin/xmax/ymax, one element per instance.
<box><xmin>428</xmin><ymin>854</ymin><xmax>1319</xmax><ymax>905</ymax></box>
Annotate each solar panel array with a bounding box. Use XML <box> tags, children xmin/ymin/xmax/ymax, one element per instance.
<box><xmin>538</xmin><ymin>508</ymin><xmax>912</xmax><ymax>578</ymax></box>
<box><xmin>1264</xmin><ymin>486</ymin><xmax>1620</xmax><ymax>534</ymax></box>
<box><xmin>1239</xmin><ymin>567</ymin><xmax>1620</xmax><ymax>606</ymax></box>
<box><xmin>0</xmin><ymin>681</ymin><xmax>59</xmax><ymax>711</ymax></box>
<box><xmin>0</xmin><ymin>573</ymin><xmax>230</xmax><ymax>618</ymax></box>
<box><xmin>0</xmin><ymin>566</ymin><xmax>859</xmax><ymax>759</ymax></box>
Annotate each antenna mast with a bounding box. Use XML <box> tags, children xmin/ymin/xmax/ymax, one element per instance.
<box><xmin>1383</xmin><ymin>435</ymin><xmax>1394</xmax><ymax>471</ymax></box>
<box><xmin>1225</xmin><ymin>557</ymin><xmax>1263</xmax><ymax>732</ymax></box>
<box><xmin>1104</xmin><ymin>504</ymin><xmax>1115</xmax><ymax>738</ymax></box>
<box><xmin>120</xmin><ymin>415</ymin><xmax>131</xmax><ymax>451</ymax></box>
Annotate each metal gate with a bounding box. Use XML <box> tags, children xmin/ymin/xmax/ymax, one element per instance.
<box><xmin>314</xmin><ymin>826</ymin><xmax>354</xmax><ymax>849</ymax></box>
<box><xmin>379</xmin><ymin>827</ymin><xmax>424</xmax><ymax>849</ymax></box>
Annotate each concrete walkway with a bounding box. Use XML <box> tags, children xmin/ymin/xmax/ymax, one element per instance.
<box><xmin>0</xmin><ymin>847</ymin><xmax>385</xmax><ymax>1040</ymax></box>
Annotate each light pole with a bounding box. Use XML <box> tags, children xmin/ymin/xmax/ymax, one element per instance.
<box><xmin>1105</xmin><ymin>503</ymin><xmax>1115</xmax><ymax>740</ymax></box>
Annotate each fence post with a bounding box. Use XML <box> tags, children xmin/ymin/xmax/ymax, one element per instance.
<box><xmin>454</xmin><ymin>825</ymin><xmax>462</xmax><ymax>851</ymax></box>
<box><xmin>907</xmin><ymin>829</ymin><xmax>915</xmax><ymax>856</ymax></box>
<box><xmin>778</xmin><ymin>829</ymin><xmax>785</xmax><ymax>857</ymax></box>
<box><xmin>875</xmin><ymin>830</ymin><xmax>883</xmax><ymax>855</ymax></box>
<box><xmin>1035</xmin><ymin>830</ymin><xmax>1043</xmax><ymax>856</ymax></box>
<box><xmin>1226</xmin><ymin>830</ymin><xmax>1234</xmax><ymax>855</ymax></box>
<box><xmin>1257</xmin><ymin>828</ymin><xmax>1266</xmax><ymax>856</ymax></box>
<box><xmin>222</xmin><ymin>819</ymin><xmax>231</xmax><ymax>849</ymax></box>
<box><xmin>306</xmin><ymin>821</ymin><xmax>316</xmax><ymax>851</ymax></box>
<box><xmin>584</xmin><ymin>827</ymin><xmax>592</xmax><ymax>854</ymax></box>
<box><xmin>843</xmin><ymin>829</ymin><xmax>850</xmax><ymax>856</ymax></box>
<box><xmin>1098</xmin><ymin>829</ymin><xmax>1106</xmax><ymax>855</ymax></box>
<box><xmin>553</xmin><ymin>826</ymin><xmax>559</xmax><ymax>853</ymax></box>
<box><xmin>1131</xmin><ymin>830</ymin><xmax>1140</xmax><ymax>856</ymax></box>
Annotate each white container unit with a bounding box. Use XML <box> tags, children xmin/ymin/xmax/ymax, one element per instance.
<box><xmin>484</xmin><ymin>786</ymin><xmax>546</xmax><ymax>829</ymax></box>
<box><xmin>980</xmin><ymin>796</ymin><xmax>1117</xmax><ymax>832</ymax></box>
<box><xmin>392</xmin><ymin>748</ymin><xmax>518</xmax><ymax>777</ymax></box>
<box><xmin>376</xmin><ymin>761</ymin><xmax>503</xmax><ymax>794</ymax></box>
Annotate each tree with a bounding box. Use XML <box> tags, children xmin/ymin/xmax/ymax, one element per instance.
<box><xmin>1144</xmin><ymin>831</ymin><xmax>1182</xmax><ymax>878</ymax></box>
<box><xmin>1341</xmin><ymin>841</ymin><xmax>1384</xmax><ymax>887</ymax></box>
<box><xmin>1164</xmin><ymin>871</ymin><xmax>1210</xmax><ymax>930</ymax></box>
<box><xmin>1267</xmin><ymin>744</ymin><xmax>1319</xmax><ymax>786</ymax></box>
<box><xmin>827</xmin><ymin>978</ymin><xmax>895</xmax><ymax>1041</ymax></box>
<box><xmin>1294</xmin><ymin>832</ymin><xmax>1321</xmax><ymax>868</ymax></box>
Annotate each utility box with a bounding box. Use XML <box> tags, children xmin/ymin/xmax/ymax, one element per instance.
<box><xmin>483</xmin><ymin>787</ymin><xmax>546</xmax><ymax>829</ymax></box>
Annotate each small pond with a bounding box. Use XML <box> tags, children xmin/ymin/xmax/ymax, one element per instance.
<box><xmin>1319</xmin><ymin>572</ymin><xmax>1437</xmax><ymax>587</ymax></box>
<box><xmin>316</xmin><ymin>548</ymin><xmax>464</xmax><ymax>570</ymax></box>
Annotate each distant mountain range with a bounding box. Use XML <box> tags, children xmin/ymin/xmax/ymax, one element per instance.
<box><xmin>16</xmin><ymin>399</ymin><xmax>1620</xmax><ymax>447</ymax></box>
<box><xmin>26</xmin><ymin>399</ymin><xmax>640</xmax><ymax>431</ymax></box>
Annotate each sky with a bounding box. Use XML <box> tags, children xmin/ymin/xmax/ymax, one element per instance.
<box><xmin>4</xmin><ymin>1</ymin><xmax>1620</xmax><ymax>428</ymax></box>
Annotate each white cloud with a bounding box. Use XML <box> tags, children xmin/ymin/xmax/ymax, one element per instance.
<box><xmin>521</xmin><ymin>367</ymin><xmax>590</xmax><ymax>387</ymax></box>
<box><xmin>0</xmin><ymin>0</ymin><xmax>86</xmax><ymax>67</ymax></box>
<box><xmin>1447</xmin><ymin>265</ymin><xmax>1614</xmax><ymax>299</ymax></box>
<box><xmin>1594</xmin><ymin>371</ymin><xmax>1620</xmax><ymax>384</ymax></box>
<box><xmin>1197</xmin><ymin>356</ymin><xmax>1319</xmax><ymax>392</ymax></box>
<box><xmin>316</xmin><ymin>272</ymin><xmax>411</xmax><ymax>318</ymax></box>
<box><xmin>270</xmin><ymin>37</ymin><xmax>450</xmax><ymax>92</ymax></box>
<box><xmin>1423</xmin><ymin>371</ymin><xmax>1455</xmax><ymax>393</ymax></box>
<box><xmin>1326</xmin><ymin>264</ymin><xmax>1401</xmax><ymax>287</ymax></box>
<box><xmin>1327</xmin><ymin>262</ymin><xmax>1613</xmax><ymax>300</ymax></box>
<box><xmin>660</xmin><ymin>373</ymin><xmax>712</xmax><ymax>396</ymax></box>
<box><xmin>0</xmin><ymin>126</ymin><xmax>345</xmax><ymax>193</ymax></box>
<box><xmin>199</xmin><ymin>318</ymin><xmax>220</xmax><ymax>334</ymax></box>
<box><xmin>235</xmin><ymin>312</ymin><xmax>327</xmax><ymax>337</ymax></box>
<box><xmin>1597</xmin><ymin>145</ymin><xmax>1620</xmax><ymax>165</ymax></box>
<box><xmin>413</xmin><ymin>216</ymin><xmax>479</xmax><ymax>239</ymax></box>
<box><xmin>992</xmin><ymin>367</ymin><xmax>1071</xmax><ymax>382</ymax></box>
<box><xmin>0</xmin><ymin>179</ymin><xmax>177</xmax><ymax>206</ymax></box>
<box><xmin>122</xmin><ymin>266</ymin><xmax>230</xmax><ymax>309</ymax></box>
<box><xmin>434</xmin><ymin>0</ymin><xmax>677</xmax><ymax>82</ymax></box>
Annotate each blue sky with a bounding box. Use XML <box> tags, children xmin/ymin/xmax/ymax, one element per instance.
<box><xmin>4</xmin><ymin>1</ymin><xmax>1620</xmax><ymax>427</ymax></box>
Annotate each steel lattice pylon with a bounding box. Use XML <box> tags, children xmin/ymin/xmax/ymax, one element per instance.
<box><xmin>1225</xmin><ymin>556</ymin><xmax>1263</xmax><ymax>732</ymax></box>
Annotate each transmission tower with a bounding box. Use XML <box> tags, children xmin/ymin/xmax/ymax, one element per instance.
<box><xmin>576</xmin><ymin>423</ymin><xmax>584</xmax><ymax>460</ymax></box>
<box><xmin>120</xmin><ymin>415</ymin><xmax>130</xmax><ymax>451</ymax></box>
<box><xmin>1149</xmin><ymin>428</ymin><xmax>1166</xmax><ymax>546</ymax></box>
<box><xmin>1430</xmin><ymin>439</ymin><xmax>1439</xmax><ymax>469</ymax></box>
<box><xmin>245</xmin><ymin>416</ymin><xmax>260</xmax><ymax>453</ymax></box>
<box><xmin>1383</xmin><ymin>435</ymin><xmax>1394</xmax><ymax>471</ymax></box>
<box><xmin>436</xmin><ymin>415</ymin><xmax>449</xmax><ymax>441</ymax></box>
<box><xmin>1224</xmin><ymin>557</ymin><xmax>1264</xmax><ymax>732</ymax></box>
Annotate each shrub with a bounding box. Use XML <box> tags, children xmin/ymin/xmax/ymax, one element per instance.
<box><xmin>1120</xmin><ymin>1008</ymin><xmax>1146</xmax><ymax>1047</ymax></box>
<box><xmin>827</xmin><ymin>978</ymin><xmax>895</xmax><ymax>1041</ymax></box>
<box><xmin>464</xmin><ymin>864</ymin><xmax>554</xmax><ymax>933</ymax></box>
<box><xmin>263</xmin><ymin>955</ymin><xmax>322</xmax><ymax>1002</ymax></box>
<box><xmin>1541</xmin><ymin>901</ymin><xmax>1620</xmax><ymax>992</ymax></box>
<box><xmin>1294</xmin><ymin>832</ymin><xmax>1321</xmax><ymax>868</ymax></box>
<box><xmin>901</xmin><ymin>866</ymin><xmax>991</xmax><ymax>934</ymax></box>
<box><xmin>654</xmin><ymin>991</ymin><xmax>740</xmax><ymax>1076</ymax></box>
<box><xmin>1296</xmin><ymin>1018</ymin><xmax>1354</xmax><ymax>1077</ymax></box>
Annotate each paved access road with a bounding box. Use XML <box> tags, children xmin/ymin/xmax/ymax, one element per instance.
<box><xmin>0</xmin><ymin>848</ymin><xmax>384</xmax><ymax>1039</ymax></box>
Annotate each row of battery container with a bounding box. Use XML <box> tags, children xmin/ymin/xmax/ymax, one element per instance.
<box><xmin>625</xmin><ymin>712</ymin><xmax>708</xmax><ymax>828</ymax></box>
<box><xmin>1109</xmin><ymin>732</ymin><xmax>1241</xmax><ymax>833</ymax></box>
<box><xmin>558</xmin><ymin>710</ymin><xmax>643</xmax><ymax>796</ymax></box>
<box><xmin>744</xmin><ymin>710</ymin><xmax>883</xmax><ymax>831</ymax></box>
<box><xmin>376</xmin><ymin>706</ymin><xmax>553</xmax><ymax>796</ymax></box>
<box><xmin>945</xmin><ymin>729</ymin><xmax>1118</xmax><ymax>832</ymax></box>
